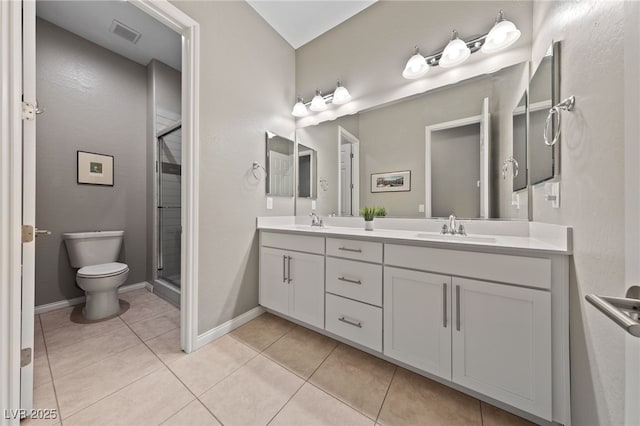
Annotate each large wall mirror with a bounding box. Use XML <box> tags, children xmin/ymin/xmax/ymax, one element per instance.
<box><xmin>265</xmin><ymin>132</ymin><xmax>294</xmax><ymax>197</ymax></box>
<box><xmin>295</xmin><ymin>62</ymin><xmax>530</xmax><ymax>220</ymax></box>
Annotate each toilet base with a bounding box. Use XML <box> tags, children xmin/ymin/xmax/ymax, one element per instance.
<box><xmin>83</xmin><ymin>289</ymin><xmax>120</xmax><ymax>321</ymax></box>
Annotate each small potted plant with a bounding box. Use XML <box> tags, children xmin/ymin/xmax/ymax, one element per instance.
<box><xmin>360</xmin><ymin>206</ymin><xmax>386</xmax><ymax>231</ymax></box>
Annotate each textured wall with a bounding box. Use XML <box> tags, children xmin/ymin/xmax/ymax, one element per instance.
<box><xmin>530</xmin><ymin>1</ymin><xmax>626</xmax><ymax>424</ymax></box>
<box><xmin>171</xmin><ymin>1</ymin><xmax>296</xmax><ymax>334</ymax></box>
<box><xmin>34</xmin><ymin>18</ymin><xmax>148</xmax><ymax>305</ymax></box>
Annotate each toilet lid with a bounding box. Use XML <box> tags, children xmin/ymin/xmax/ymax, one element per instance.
<box><xmin>77</xmin><ymin>262</ymin><xmax>129</xmax><ymax>278</ymax></box>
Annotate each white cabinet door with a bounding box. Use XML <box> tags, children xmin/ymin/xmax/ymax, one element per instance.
<box><xmin>384</xmin><ymin>267</ymin><xmax>452</xmax><ymax>380</ymax></box>
<box><xmin>289</xmin><ymin>251</ymin><xmax>325</xmax><ymax>329</ymax></box>
<box><xmin>259</xmin><ymin>247</ymin><xmax>289</xmax><ymax>315</ymax></box>
<box><xmin>452</xmin><ymin>277</ymin><xmax>552</xmax><ymax>420</ymax></box>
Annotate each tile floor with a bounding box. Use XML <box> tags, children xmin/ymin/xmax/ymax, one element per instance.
<box><xmin>26</xmin><ymin>289</ymin><xmax>535</xmax><ymax>426</ymax></box>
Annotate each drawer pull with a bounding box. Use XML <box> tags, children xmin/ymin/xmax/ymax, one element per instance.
<box><xmin>338</xmin><ymin>316</ymin><xmax>362</xmax><ymax>328</ymax></box>
<box><xmin>338</xmin><ymin>276</ymin><xmax>362</xmax><ymax>285</ymax></box>
<box><xmin>338</xmin><ymin>247</ymin><xmax>362</xmax><ymax>253</ymax></box>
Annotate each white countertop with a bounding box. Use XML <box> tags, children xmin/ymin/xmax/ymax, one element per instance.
<box><xmin>257</xmin><ymin>217</ymin><xmax>572</xmax><ymax>255</ymax></box>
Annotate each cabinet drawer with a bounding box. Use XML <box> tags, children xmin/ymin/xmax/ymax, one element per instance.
<box><xmin>385</xmin><ymin>244</ymin><xmax>551</xmax><ymax>289</ymax></box>
<box><xmin>261</xmin><ymin>231</ymin><xmax>324</xmax><ymax>255</ymax></box>
<box><xmin>326</xmin><ymin>258</ymin><xmax>382</xmax><ymax>306</ymax></box>
<box><xmin>325</xmin><ymin>293</ymin><xmax>382</xmax><ymax>351</ymax></box>
<box><xmin>326</xmin><ymin>238</ymin><xmax>382</xmax><ymax>263</ymax></box>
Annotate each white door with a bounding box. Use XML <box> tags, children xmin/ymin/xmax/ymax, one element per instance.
<box><xmin>479</xmin><ymin>97</ymin><xmax>490</xmax><ymax>218</ymax></box>
<box><xmin>384</xmin><ymin>267</ymin><xmax>452</xmax><ymax>380</ymax></box>
<box><xmin>340</xmin><ymin>144</ymin><xmax>352</xmax><ymax>216</ymax></box>
<box><xmin>452</xmin><ymin>277</ymin><xmax>552</xmax><ymax>420</ymax></box>
<box><xmin>268</xmin><ymin>151</ymin><xmax>293</xmax><ymax>196</ymax></box>
<box><xmin>289</xmin><ymin>252</ymin><xmax>324</xmax><ymax>329</ymax></box>
<box><xmin>21</xmin><ymin>0</ymin><xmax>37</xmax><ymax>413</ymax></box>
<box><xmin>259</xmin><ymin>248</ymin><xmax>289</xmax><ymax>315</ymax></box>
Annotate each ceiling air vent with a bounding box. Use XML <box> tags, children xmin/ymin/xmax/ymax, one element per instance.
<box><xmin>109</xmin><ymin>20</ymin><xmax>142</xmax><ymax>44</ymax></box>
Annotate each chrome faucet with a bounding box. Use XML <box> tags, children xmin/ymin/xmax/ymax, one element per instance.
<box><xmin>440</xmin><ymin>214</ymin><xmax>466</xmax><ymax>236</ymax></box>
<box><xmin>310</xmin><ymin>213</ymin><xmax>324</xmax><ymax>228</ymax></box>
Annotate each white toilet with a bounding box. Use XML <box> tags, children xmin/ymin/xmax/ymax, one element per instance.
<box><xmin>63</xmin><ymin>230</ymin><xmax>129</xmax><ymax>320</ymax></box>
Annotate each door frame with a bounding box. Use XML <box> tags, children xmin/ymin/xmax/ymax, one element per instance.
<box><xmin>0</xmin><ymin>1</ymin><xmax>200</xmax><ymax>417</ymax></box>
<box><xmin>338</xmin><ymin>126</ymin><xmax>360</xmax><ymax>216</ymax></box>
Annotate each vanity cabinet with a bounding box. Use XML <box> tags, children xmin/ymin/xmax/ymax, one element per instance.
<box><xmin>259</xmin><ymin>235</ymin><xmax>325</xmax><ymax>329</ymax></box>
<box><xmin>452</xmin><ymin>277</ymin><xmax>551</xmax><ymax>418</ymax></box>
<box><xmin>383</xmin><ymin>267</ymin><xmax>452</xmax><ymax>380</ymax></box>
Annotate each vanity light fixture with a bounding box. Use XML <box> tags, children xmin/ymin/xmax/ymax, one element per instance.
<box><xmin>402</xmin><ymin>47</ymin><xmax>430</xmax><ymax>79</ymax></box>
<box><xmin>439</xmin><ymin>30</ymin><xmax>471</xmax><ymax>68</ymax></box>
<box><xmin>291</xmin><ymin>81</ymin><xmax>353</xmax><ymax>117</ymax></box>
<box><xmin>310</xmin><ymin>90</ymin><xmax>328</xmax><ymax>112</ymax></box>
<box><xmin>481</xmin><ymin>10</ymin><xmax>522</xmax><ymax>54</ymax></box>
<box><xmin>401</xmin><ymin>10</ymin><xmax>521</xmax><ymax>79</ymax></box>
<box><xmin>291</xmin><ymin>97</ymin><xmax>308</xmax><ymax>117</ymax></box>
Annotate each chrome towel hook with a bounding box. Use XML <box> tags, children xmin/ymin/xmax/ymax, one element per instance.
<box><xmin>544</xmin><ymin>96</ymin><xmax>575</xmax><ymax>146</ymax></box>
<box><xmin>251</xmin><ymin>161</ymin><xmax>266</xmax><ymax>180</ymax></box>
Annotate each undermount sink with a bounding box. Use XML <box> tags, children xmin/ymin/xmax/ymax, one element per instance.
<box><xmin>415</xmin><ymin>232</ymin><xmax>497</xmax><ymax>244</ymax></box>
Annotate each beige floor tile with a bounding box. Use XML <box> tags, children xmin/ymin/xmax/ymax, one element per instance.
<box><xmin>47</xmin><ymin>325</ymin><xmax>141</xmax><ymax>379</ymax></box>
<box><xmin>34</xmin><ymin>314</ymin><xmax>42</xmax><ymax>332</ymax></box>
<box><xmin>480</xmin><ymin>402</ymin><xmax>536</xmax><ymax>426</ymax></box>
<box><xmin>270</xmin><ymin>383</ymin><xmax>374</xmax><ymax>426</ymax></box>
<box><xmin>378</xmin><ymin>368</ymin><xmax>482</xmax><ymax>426</ymax></box>
<box><xmin>21</xmin><ymin>380</ymin><xmax>59</xmax><ymax>426</ymax></box>
<box><xmin>118</xmin><ymin>288</ymin><xmax>158</xmax><ymax>304</ymax></box>
<box><xmin>33</xmin><ymin>352</ymin><xmax>52</xmax><ymax>386</ymax></box>
<box><xmin>264</xmin><ymin>325</ymin><xmax>338</xmax><ymax>379</ymax></box>
<box><xmin>200</xmin><ymin>355</ymin><xmax>304</xmax><ymax>426</ymax></box>
<box><xmin>54</xmin><ymin>343</ymin><xmax>163</xmax><ymax>418</ymax></box>
<box><xmin>33</xmin><ymin>326</ymin><xmax>47</xmax><ymax>359</ymax></box>
<box><xmin>128</xmin><ymin>308</ymin><xmax>180</xmax><ymax>341</ymax></box>
<box><xmin>230</xmin><ymin>313</ymin><xmax>295</xmax><ymax>352</ymax></box>
<box><xmin>119</xmin><ymin>297</ymin><xmax>175</xmax><ymax>325</ymax></box>
<box><xmin>169</xmin><ymin>334</ymin><xmax>257</xmax><ymax>396</ymax></box>
<box><xmin>161</xmin><ymin>400</ymin><xmax>221</xmax><ymax>426</ymax></box>
<box><xmin>309</xmin><ymin>344</ymin><xmax>396</xmax><ymax>419</ymax></box>
<box><xmin>65</xmin><ymin>368</ymin><xmax>193</xmax><ymax>426</ymax></box>
<box><xmin>146</xmin><ymin>328</ymin><xmax>187</xmax><ymax>364</ymax></box>
<box><xmin>43</xmin><ymin>316</ymin><xmax>125</xmax><ymax>353</ymax></box>
<box><xmin>40</xmin><ymin>307</ymin><xmax>75</xmax><ymax>333</ymax></box>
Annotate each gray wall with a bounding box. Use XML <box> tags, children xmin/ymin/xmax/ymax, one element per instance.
<box><xmin>530</xmin><ymin>1</ymin><xmax>628</xmax><ymax>424</ymax></box>
<box><xmin>172</xmin><ymin>1</ymin><xmax>296</xmax><ymax>334</ymax></box>
<box><xmin>35</xmin><ymin>18</ymin><xmax>148</xmax><ymax>305</ymax></box>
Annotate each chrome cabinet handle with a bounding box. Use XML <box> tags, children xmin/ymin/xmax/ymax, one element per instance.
<box><xmin>456</xmin><ymin>285</ymin><xmax>461</xmax><ymax>331</ymax></box>
<box><xmin>287</xmin><ymin>256</ymin><xmax>292</xmax><ymax>283</ymax></box>
<box><xmin>443</xmin><ymin>283</ymin><xmax>447</xmax><ymax>328</ymax></box>
<box><xmin>283</xmin><ymin>255</ymin><xmax>287</xmax><ymax>283</ymax></box>
<box><xmin>338</xmin><ymin>247</ymin><xmax>362</xmax><ymax>253</ymax></box>
<box><xmin>338</xmin><ymin>276</ymin><xmax>362</xmax><ymax>285</ymax></box>
<box><xmin>338</xmin><ymin>316</ymin><xmax>362</xmax><ymax>328</ymax></box>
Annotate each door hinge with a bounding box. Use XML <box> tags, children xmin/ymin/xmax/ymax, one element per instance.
<box><xmin>21</xmin><ymin>101</ymin><xmax>35</xmax><ymax>121</ymax></box>
<box><xmin>22</xmin><ymin>225</ymin><xmax>34</xmax><ymax>243</ymax></box>
<box><xmin>351</xmin><ymin>184</ymin><xmax>354</xmax><ymax>189</ymax></box>
<box><xmin>21</xmin><ymin>348</ymin><xmax>32</xmax><ymax>367</ymax></box>
<box><xmin>350</xmin><ymin>153</ymin><xmax>354</xmax><ymax>159</ymax></box>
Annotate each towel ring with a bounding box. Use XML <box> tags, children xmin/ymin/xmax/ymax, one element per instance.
<box><xmin>502</xmin><ymin>157</ymin><xmax>519</xmax><ymax>179</ymax></box>
<box><xmin>252</xmin><ymin>161</ymin><xmax>266</xmax><ymax>180</ymax></box>
<box><xmin>544</xmin><ymin>96</ymin><xmax>575</xmax><ymax>146</ymax></box>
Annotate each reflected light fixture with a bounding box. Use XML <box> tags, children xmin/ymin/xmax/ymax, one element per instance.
<box><xmin>402</xmin><ymin>46</ymin><xmax>429</xmax><ymax>79</ymax></box>
<box><xmin>291</xmin><ymin>97</ymin><xmax>308</xmax><ymax>117</ymax></box>
<box><xmin>310</xmin><ymin>90</ymin><xmax>328</xmax><ymax>112</ymax></box>
<box><xmin>481</xmin><ymin>10</ymin><xmax>521</xmax><ymax>54</ymax></box>
<box><xmin>332</xmin><ymin>81</ymin><xmax>352</xmax><ymax>105</ymax></box>
<box><xmin>439</xmin><ymin>30</ymin><xmax>471</xmax><ymax>68</ymax></box>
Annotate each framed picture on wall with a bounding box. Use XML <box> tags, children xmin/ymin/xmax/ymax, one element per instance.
<box><xmin>371</xmin><ymin>170</ymin><xmax>411</xmax><ymax>193</ymax></box>
<box><xmin>77</xmin><ymin>151</ymin><xmax>114</xmax><ymax>186</ymax></box>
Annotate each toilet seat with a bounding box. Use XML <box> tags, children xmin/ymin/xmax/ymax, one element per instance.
<box><xmin>77</xmin><ymin>262</ymin><xmax>129</xmax><ymax>279</ymax></box>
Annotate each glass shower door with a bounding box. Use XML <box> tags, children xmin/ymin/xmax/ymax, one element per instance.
<box><xmin>157</xmin><ymin>123</ymin><xmax>182</xmax><ymax>288</ymax></box>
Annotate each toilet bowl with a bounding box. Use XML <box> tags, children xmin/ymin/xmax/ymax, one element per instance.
<box><xmin>76</xmin><ymin>262</ymin><xmax>129</xmax><ymax>320</ymax></box>
<box><xmin>63</xmin><ymin>231</ymin><xmax>129</xmax><ymax>320</ymax></box>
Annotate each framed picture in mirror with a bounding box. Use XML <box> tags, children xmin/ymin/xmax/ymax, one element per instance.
<box><xmin>371</xmin><ymin>170</ymin><xmax>411</xmax><ymax>193</ymax></box>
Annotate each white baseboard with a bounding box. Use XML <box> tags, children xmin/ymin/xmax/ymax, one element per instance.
<box><xmin>35</xmin><ymin>282</ymin><xmax>151</xmax><ymax>315</ymax></box>
<box><xmin>195</xmin><ymin>306</ymin><xmax>265</xmax><ymax>349</ymax></box>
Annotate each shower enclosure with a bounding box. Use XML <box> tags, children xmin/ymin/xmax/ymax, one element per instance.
<box><xmin>155</xmin><ymin>121</ymin><xmax>181</xmax><ymax>304</ymax></box>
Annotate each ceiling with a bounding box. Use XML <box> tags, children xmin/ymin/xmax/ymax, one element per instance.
<box><xmin>36</xmin><ymin>0</ymin><xmax>182</xmax><ymax>70</ymax></box>
<box><xmin>247</xmin><ymin>0</ymin><xmax>377</xmax><ymax>49</ymax></box>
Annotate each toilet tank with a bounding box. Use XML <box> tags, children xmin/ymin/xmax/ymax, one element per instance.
<box><xmin>63</xmin><ymin>231</ymin><xmax>124</xmax><ymax>268</ymax></box>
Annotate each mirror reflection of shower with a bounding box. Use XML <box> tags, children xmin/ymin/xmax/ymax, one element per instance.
<box><xmin>156</xmin><ymin>119</ymin><xmax>181</xmax><ymax>302</ymax></box>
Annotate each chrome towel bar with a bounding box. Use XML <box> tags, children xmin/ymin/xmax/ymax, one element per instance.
<box><xmin>586</xmin><ymin>286</ymin><xmax>640</xmax><ymax>337</ymax></box>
